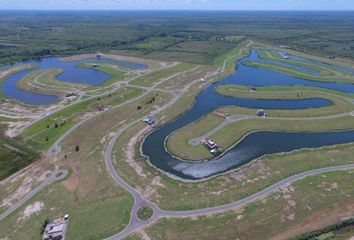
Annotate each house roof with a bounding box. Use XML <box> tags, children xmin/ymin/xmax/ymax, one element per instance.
<box><xmin>47</xmin><ymin>224</ymin><xmax>64</xmax><ymax>234</ymax></box>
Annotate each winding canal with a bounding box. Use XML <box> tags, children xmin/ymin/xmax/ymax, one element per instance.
<box><xmin>142</xmin><ymin>50</ymin><xmax>354</xmax><ymax>180</ymax></box>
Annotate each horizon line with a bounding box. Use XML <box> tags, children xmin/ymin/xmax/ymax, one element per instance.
<box><xmin>0</xmin><ymin>9</ymin><xmax>353</xmax><ymax>11</ymax></box>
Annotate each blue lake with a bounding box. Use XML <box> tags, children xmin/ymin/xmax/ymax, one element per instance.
<box><xmin>1</xmin><ymin>56</ymin><xmax>148</xmax><ymax>105</ymax></box>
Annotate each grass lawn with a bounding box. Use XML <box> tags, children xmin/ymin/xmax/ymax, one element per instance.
<box><xmin>156</xmin><ymin>65</ymin><xmax>215</xmax><ymax>90</ymax></box>
<box><xmin>0</xmin><ymin>183</ymin><xmax>133</xmax><ymax>240</ymax></box>
<box><xmin>21</xmin><ymin>86</ymin><xmax>143</xmax><ymax>151</ymax></box>
<box><xmin>144</xmin><ymin>170</ymin><xmax>354</xmax><ymax>240</ymax></box>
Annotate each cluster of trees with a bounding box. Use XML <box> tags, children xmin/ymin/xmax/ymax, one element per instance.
<box><xmin>0</xmin><ymin>11</ymin><xmax>352</xmax><ymax>65</ymax></box>
<box><xmin>294</xmin><ymin>217</ymin><xmax>354</xmax><ymax>240</ymax></box>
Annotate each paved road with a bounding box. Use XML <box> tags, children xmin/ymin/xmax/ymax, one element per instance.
<box><xmin>104</xmin><ymin>120</ymin><xmax>354</xmax><ymax>239</ymax></box>
<box><xmin>0</xmin><ymin>169</ymin><xmax>68</xmax><ymax>222</ymax></box>
<box><xmin>189</xmin><ymin>110</ymin><xmax>354</xmax><ymax>146</ymax></box>
<box><xmin>189</xmin><ymin>114</ymin><xmax>257</xmax><ymax>145</ymax></box>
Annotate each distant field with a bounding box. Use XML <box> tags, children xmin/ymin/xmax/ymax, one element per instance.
<box><xmin>0</xmin><ymin>11</ymin><xmax>353</xmax><ymax>64</ymax></box>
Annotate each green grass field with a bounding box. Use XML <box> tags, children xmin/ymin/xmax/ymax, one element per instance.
<box><xmin>0</xmin><ymin>137</ymin><xmax>39</xmax><ymax>181</ymax></box>
<box><xmin>130</xmin><ymin>63</ymin><xmax>196</xmax><ymax>87</ymax></box>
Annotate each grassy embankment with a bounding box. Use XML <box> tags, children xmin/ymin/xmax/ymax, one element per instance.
<box><xmin>216</xmin><ymin>85</ymin><xmax>354</xmax><ymax>117</ymax></box>
<box><xmin>16</xmin><ymin>62</ymin><xmax>136</xmax><ymax>96</ymax></box>
<box><xmin>167</xmin><ymin>85</ymin><xmax>354</xmax><ymax>161</ymax></box>
<box><xmin>257</xmin><ymin>49</ymin><xmax>354</xmax><ymax>77</ymax></box>
<box><xmin>16</xmin><ymin>68</ymin><xmax>87</xmax><ymax>96</ymax></box>
<box><xmin>243</xmin><ymin>60</ymin><xmax>354</xmax><ymax>84</ymax></box>
<box><xmin>142</xmin><ymin>170</ymin><xmax>354</xmax><ymax>240</ymax></box>
<box><xmin>259</xmin><ymin>46</ymin><xmax>354</xmax><ymax>71</ymax></box>
<box><xmin>0</xmin><ymin>64</ymin><xmax>37</xmax><ymax>100</ymax></box>
<box><xmin>20</xmin><ymin>86</ymin><xmax>143</xmax><ymax>151</ymax></box>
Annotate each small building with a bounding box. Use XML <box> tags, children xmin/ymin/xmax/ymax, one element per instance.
<box><xmin>42</xmin><ymin>216</ymin><xmax>68</xmax><ymax>240</ymax></box>
<box><xmin>257</xmin><ymin>109</ymin><xmax>267</xmax><ymax>118</ymax></box>
<box><xmin>204</xmin><ymin>139</ymin><xmax>218</xmax><ymax>150</ymax></box>
<box><xmin>212</xmin><ymin>111</ymin><xmax>229</xmax><ymax>118</ymax></box>
<box><xmin>142</xmin><ymin>116</ymin><xmax>155</xmax><ymax>126</ymax></box>
<box><xmin>65</xmin><ymin>92</ymin><xmax>78</xmax><ymax>98</ymax></box>
<box><xmin>97</xmin><ymin>104</ymin><xmax>108</xmax><ymax>111</ymax></box>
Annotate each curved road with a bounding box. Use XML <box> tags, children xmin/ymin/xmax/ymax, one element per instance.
<box><xmin>104</xmin><ymin>120</ymin><xmax>354</xmax><ymax>239</ymax></box>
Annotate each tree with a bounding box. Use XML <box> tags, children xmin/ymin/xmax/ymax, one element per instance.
<box><xmin>41</xmin><ymin>218</ymin><xmax>50</xmax><ymax>234</ymax></box>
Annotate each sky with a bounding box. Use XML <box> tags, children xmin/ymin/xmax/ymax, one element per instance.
<box><xmin>0</xmin><ymin>0</ymin><xmax>353</xmax><ymax>10</ymax></box>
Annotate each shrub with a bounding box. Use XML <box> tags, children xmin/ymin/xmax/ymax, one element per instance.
<box><xmin>137</xmin><ymin>205</ymin><xmax>153</xmax><ymax>221</ymax></box>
